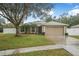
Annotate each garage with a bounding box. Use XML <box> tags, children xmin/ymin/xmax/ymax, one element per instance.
<box><xmin>43</xmin><ymin>21</ymin><xmax>67</xmax><ymax>44</ymax></box>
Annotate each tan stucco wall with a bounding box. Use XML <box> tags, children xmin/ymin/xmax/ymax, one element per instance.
<box><xmin>45</xmin><ymin>25</ymin><xmax>65</xmax><ymax>44</ymax></box>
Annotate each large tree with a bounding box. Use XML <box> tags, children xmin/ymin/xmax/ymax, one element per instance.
<box><xmin>0</xmin><ymin>3</ymin><xmax>53</xmax><ymax>36</ymax></box>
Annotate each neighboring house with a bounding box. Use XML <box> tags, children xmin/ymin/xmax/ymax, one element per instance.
<box><xmin>3</xmin><ymin>23</ymin><xmax>16</xmax><ymax>34</ymax></box>
<box><xmin>67</xmin><ymin>24</ymin><xmax>79</xmax><ymax>35</ymax></box>
<box><xmin>3</xmin><ymin>23</ymin><xmax>23</xmax><ymax>34</ymax></box>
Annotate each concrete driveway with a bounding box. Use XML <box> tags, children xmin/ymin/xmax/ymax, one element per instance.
<box><xmin>63</xmin><ymin>37</ymin><xmax>79</xmax><ymax>56</ymax></box>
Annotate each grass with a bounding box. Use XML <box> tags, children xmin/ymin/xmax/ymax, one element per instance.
<box><xmin>10</xmin><ymin>48</ymin><xmax>72</xmax><ymax>56</ymax></box>
<box><xmin>71</xmin><ymin>36</ymin><xmax>79</xmax><ymax>39</ymax></box>
<box><xmin>0</xmin><ymin>34</ymin><xmax>54</xmax><ymax>50</ymax></box>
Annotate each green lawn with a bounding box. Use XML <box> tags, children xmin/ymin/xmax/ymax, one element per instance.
<box><xmin>71</xmin><ymin>36</ymin><xmax>79</xmax><ymax>39</ymax></box>
<box><xmin>0</xmin><ymin>34</ymin><xmax>55</xmax><ymax>50</ymax></box>
<box><xmin>10</xmin><ymin>48</ymin><xmax>72</xmax><ymax>56</ymax></box>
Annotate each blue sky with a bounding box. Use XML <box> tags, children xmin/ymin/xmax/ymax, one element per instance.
<box><xmin>53</xmin><ymin>3</ymin><xmax>79</xmax><ymax>16</ymax></box>
<box><xmin>25</xmin><ymin>3</ymin><xmax>79</xmax><ymax>23</ymax></box>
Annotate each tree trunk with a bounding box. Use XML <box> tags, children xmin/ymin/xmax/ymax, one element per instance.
<box><xmin>15</xmin><ymin>26</ymin><xmax>20</xmax><ymax>37</ymax></box>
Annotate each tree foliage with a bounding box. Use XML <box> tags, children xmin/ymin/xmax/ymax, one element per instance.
<box><xmin>54</xmin><ymin>14</ymin><xmax>79</xmax><ymax>27</ymax></box>
<box><xmin>0</xmin><ymin>3</ymin><xmax>53</xmax><ymax>36</ymax></box>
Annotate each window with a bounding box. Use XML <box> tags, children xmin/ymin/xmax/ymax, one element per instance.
<box><xmin>32</xmin><ymin>27</ymin><xmax>35</xmax><ymax>32</ymax></box>
<box><xmin>21</xmin><ymin>27</ymin><xmax>24</xmax><ymax>32</ymax></box>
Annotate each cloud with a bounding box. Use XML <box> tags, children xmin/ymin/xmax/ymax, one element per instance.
<box><xmin>42</xmin><ymin>9</ymin><xmax>54</xmax><ymax>15</ymax></box>
<box><xmin>68</xmin><ymin>9</ymin><xmax>79</xmax><ymax>16</ymax></box>
<box><xmin>48</xmin><ymin>10</ymin><xmax>54</xmax><ymax>15</ymax></box>
<box><xmin>73</xmin><ymin>5</ymin><xmax>79</xmax><ymax>9</ymax></box>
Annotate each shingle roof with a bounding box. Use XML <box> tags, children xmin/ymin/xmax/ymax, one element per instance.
<box><xmin>25</xmin><ymin>21</ymin><xmax>46</xmax><ymax>26</ymax></box>
<box><xmin>43</xmin><ymin>21</ymin><xmax>68</xmax><ymax>26</ymax></box>
<box><xmin>23</xmin><ymin>21</ymin><xmax>68</xmax><ymax>26</ymax></box>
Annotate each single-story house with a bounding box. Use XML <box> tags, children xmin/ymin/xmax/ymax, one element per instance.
<box><xmin>3</xmin><ymin>21</ymin><xmax>67</xmax><ymax>44</ymax></box>
<box><xmin>67</xmin><ymin>24</ymin><xmax>79</xmax><ymax>36</ymax></box>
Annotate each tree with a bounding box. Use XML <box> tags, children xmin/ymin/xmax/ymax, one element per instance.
<box><xmin>54</xmin><ymin>14</ymin><xmax>79</xmax><ymax>27</ymax></box>
<box><xmin>0</xmin><ymin>3</ymin><xmax>53</xmax><ymax>36</ymax></box>
<box><xmin>42</xmin><ymin>15</ymin><xmax>53</xmax><ymax>22</ymax></box>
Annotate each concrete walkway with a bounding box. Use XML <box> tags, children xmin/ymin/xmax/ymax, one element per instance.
<box><xmin>0</xmin><ymin>44</ymin><xmax>63</xmax><ymax>56</ymax></box>
<box><xmin>0</xmin><ymin>37</ymin><xmax>79</xmax><ymax>56</ymax></box>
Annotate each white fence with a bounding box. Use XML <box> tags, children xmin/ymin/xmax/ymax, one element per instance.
<box><xmin>3</xmin><ymin>28</ymin><xmax>16</xmax><ymax>34</ymax></box>
<box><xmin>67</xmin><ymin>28</ymin><xmax>79</xmax><ymax>35</ymax></box>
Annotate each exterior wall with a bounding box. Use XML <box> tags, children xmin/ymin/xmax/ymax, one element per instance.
<box><xmin>67</xmin><ymin>28</ymin><xmax>79</xmax><ymax>35</ymax></box>
<box><xmin>45</xmin><ymin>25</ymin><xmax>65</xmax><ymax>44</ymax></box>
<box><xmin>3</xmin><ymin>28</ymin><xmax>16</xmax><ymax>34</ymax></box>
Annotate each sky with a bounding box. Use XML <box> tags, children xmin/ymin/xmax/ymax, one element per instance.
<box><xmin>26</xmin><ymin>3</ymin><xmax>79</xmax><ymax>23</ymax></box>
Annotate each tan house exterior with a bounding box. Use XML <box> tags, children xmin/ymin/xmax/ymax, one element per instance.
<box><xmin>24</xmin><ymin>21</ymin><xmax>67</xmax><ymax>44</ymax></box>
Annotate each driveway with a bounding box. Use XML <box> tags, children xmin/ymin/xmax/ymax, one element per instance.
<box><xmin>64</xmin><ymin>37</ymin><xmax>79</xmax><ymax>56</ymax></box>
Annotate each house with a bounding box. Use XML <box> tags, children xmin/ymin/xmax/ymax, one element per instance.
<box><xmin>22</xmin><ymin>21</ymin><xmax>67</xmax><ymax>44</ymax></box>
<box><xmin>3</xmin><ymin>21</ymin><xmax>67</xmax><ymax>44</ymax></box>
<box><xmin>67</xmin><ymin>24</ymin><xmax>79</xmax><ymax>35</ymax></box>
<box><xmin>3</xmin><ymin>21</ymin><xmax>67</xmax><ymax>37</ymax></box>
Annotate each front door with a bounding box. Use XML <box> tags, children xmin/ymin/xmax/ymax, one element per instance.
<box><xmin>38</xmin><ymin>26</ymin><xmax>42</xmax><ymax>34</ymax></box>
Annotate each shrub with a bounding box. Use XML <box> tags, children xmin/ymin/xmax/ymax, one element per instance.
<box><xmin>65</xmin><ymin>33</ymin><xmax>68</xmax><ymax>36</ymax></box>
